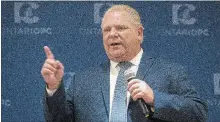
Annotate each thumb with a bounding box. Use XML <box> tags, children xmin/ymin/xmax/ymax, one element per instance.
<box><xmin>56</xmin><ymin>60</ymin><xmax>64</xmax><ymax>70</ymax></box>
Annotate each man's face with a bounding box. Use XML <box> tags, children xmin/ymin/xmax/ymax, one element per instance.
<box><xmin>102</xmin><ymin>11</ymin><xmax>143</xmax><ymax>62</ymax></box>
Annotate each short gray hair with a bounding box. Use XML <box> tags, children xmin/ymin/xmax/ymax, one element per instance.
<box><xmin>101</xmin><ymin>4</ymin><xmax>143</xmax><ymax>27</ymax></box>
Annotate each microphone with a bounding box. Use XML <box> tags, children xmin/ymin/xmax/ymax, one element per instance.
<box><xmin>124</xmin><ymin>70</ymin><xmax>153</xmax><ymax>118</ymax></box>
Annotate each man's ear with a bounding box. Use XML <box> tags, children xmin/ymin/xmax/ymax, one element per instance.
<box><xmin>137</xmin><ymin>26</ymin><xmax>144</xmax><ymax>43</ymax></box>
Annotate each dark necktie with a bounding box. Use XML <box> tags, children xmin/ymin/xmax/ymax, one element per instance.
<box><xmin>110</xmin><ymin>62</ymin><xmax>132</xmax><ymax>122</ymax></box>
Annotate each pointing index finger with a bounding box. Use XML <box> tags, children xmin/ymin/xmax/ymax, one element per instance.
<box><xmin>44</xmin><ymin>46</ymin><xmax>55</xmax><ymax>59</ymax></box>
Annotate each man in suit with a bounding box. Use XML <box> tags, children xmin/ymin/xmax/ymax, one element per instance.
<box><xmin>42</xmin><ymin>5</ymin><xmax>207</xmax><ymax>122</ymax></box>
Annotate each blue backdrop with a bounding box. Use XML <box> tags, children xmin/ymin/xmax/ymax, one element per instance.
<box><xmin>2</xmin><ymin>1</ymin><xmax>220</xmax><ymax>122</ymax></box>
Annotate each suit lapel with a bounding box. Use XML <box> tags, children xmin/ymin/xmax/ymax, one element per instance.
<box><xmin>128</xmin><ymin>53</ymin><xmax>156</xmax><ymax>121</ymax></box>
<box><xmin>99</xmin><ymin>61</ymin><xmax>110</xmax><ymax>117</ymax></box>
<box><xmin>136</xmin><ymin>54</ymin><xmax>155</xmax><ymax>82</ymax></box>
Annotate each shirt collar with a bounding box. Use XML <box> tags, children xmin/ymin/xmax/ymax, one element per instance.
<box><xmin>110</xmin><ymin>49</ymin><xmax>143</xmax><ymax>68</ymax></box>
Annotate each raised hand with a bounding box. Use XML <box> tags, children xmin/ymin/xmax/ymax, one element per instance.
<box><xmin>41</xmin><ymin>46</ymin><xmax>64</xmax><ymax>90</ymax></box>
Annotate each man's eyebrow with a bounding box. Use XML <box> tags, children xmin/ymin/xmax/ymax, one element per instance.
<box><xmin>117</xmin><ymin>25</ymin><xmax>127</xmax><ymax>27</ymax></box>
<box><xmin>103</xmin><ymin>24</ymin><xmax>128</xmax><ymax>29</ymax></box>
<box><xmin>104</xmin><ymin>26</ymin><xmax>110</xmax><ymax>28</ymax></box>
<box><xmin>103</xmin><ymin>26</ymin><xmax>111</xmax><ymax>30</ymax></box>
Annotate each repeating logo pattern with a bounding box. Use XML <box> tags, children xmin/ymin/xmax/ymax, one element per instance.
<box><xmin>63</xmin><ymin>72</ymin><xmax>75</xmax><ymax>90</ymax></box>
<box><xmin>14</xmin><ymin>2</ymin><xmax>40</xmax><ymax>24</ymax></box>
<box><xmin>159</xmin><ymin>4</ymin><xmax>209</xmax><ymax>37</ymax></box>
<box><xmin>94</xmin><ymin>3</ymin><xmax>113</xmax><ymax>24</ymax></box>
<box><xmin>2</xmin><ymin>99</ymin><xmax>11</xmax><ymax>107</ymax></box>
<box><xmin>172</xmin><ymin>4</ymin><xmax>196</xmax><ymax>25</ymax></box>
<box><xmin>3</xmin><ymin>2</ymin><xmax>52</xmax><ymax>35</ymax></box>
<box><xmin>2</xmin><ymin>2</ymin><xmax>220</xmax><ymax>121</ymax></box>
<box><xmin>79</xmin><ymin>3</ymin><xmax>113</xmax><ymax>36</ymax></box>
<box><xmin>214</xmin><ymin>73</ymin><xmax>220</xmax><ymax>95</ymax></box>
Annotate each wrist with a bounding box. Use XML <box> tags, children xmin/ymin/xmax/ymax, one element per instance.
<box><xmin>46</xmin><ymin>82</ymin><xmax>61</xmax><ymax>90</ymax></box>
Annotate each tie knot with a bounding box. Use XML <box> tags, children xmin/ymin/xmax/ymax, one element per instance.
<box><xmin>118</xmin><ymin>61</ymin><xmax>133</xmax><ymax>70</ymax></box>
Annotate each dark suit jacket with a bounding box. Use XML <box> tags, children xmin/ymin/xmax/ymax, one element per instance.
<box><xmin>43</xmin><ymin>54</ymin><xmax>207</xmax><ymax>122</ymax></box>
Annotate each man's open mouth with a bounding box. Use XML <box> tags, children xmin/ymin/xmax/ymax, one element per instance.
<box><xmin>111</xmin><ymin>42</ymin><xmax>121</xmax><ymax>46</ymax></box>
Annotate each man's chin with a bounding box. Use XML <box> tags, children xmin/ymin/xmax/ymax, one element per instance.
<box><xmin>108</xmin><ymin>53</ymin><xmax>127</xmax><ymax>62</ymax></box>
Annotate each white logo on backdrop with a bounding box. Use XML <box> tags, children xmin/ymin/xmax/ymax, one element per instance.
<box><xmin>214</xmin><ymin>73</ymin><xmax>220</xmax><ymax>95</ymax></box>
<box><xmin>14</xmin><ymin>2</ymin><xmax>40</xmax><ymax>24</ymax></box>
<box><xmin>172</xmin><ymin>4</ymin><xmax>196</xmax><ymax>25</ymax></box>
<box><xmin>207</xmin><ymin>73</ymin><xmax>220</xmax><ymax>107</ymax></box>
<box><xmin>3</xmin><ymin>2</ymin><xmax>52</xmax><ymax>35</ymax></box>
<box><xmin>94</xmin><ymin>3</ymin><xmax>113</xmax><ymax>24</ymax></box>
<box><xmin>2</xmin><ymin>99</ymin><xmax>11</xmax><ymax>107</ymax></box>
<box><xmin>63</xmin><ymin>72</ymin><xmax>75</xmax><ymax>90</ymax></box>
<box><xmin>79</xmin><ymin>3</ymin><xmax>113</xmax><ymax>36</ymax></box>
<box><xmin>159</xmin><ymin>3</ymin><xmax>209</xmax><ymax>36</ymax></box>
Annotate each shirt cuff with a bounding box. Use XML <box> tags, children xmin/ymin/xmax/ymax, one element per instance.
<box><xmin>46</xmin><ymin>87</ymin><xmax>57</xmax><ymax>96</ymax></box>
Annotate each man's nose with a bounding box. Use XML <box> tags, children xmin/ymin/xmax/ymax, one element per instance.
<box><xmin>109</xmin><ymin>28</ymin><xmax>118</xmax><ymax>37</ymax></box>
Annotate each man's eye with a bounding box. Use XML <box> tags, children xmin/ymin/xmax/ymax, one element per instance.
<box><xmin>117</xmin><ymin>26</ymin><xmax>127</xmax><ymax>31</ymax></box>
<box><xmin>103</xmin><ymin>28</ymin><xmax>110</xmax><ymax>32</ymax></box>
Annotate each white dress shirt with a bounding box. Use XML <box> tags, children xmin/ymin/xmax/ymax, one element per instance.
<box><xmin>109</xmin><ymin>49</ymin><xmax>143</xmax><ymax>115</ymax></box>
